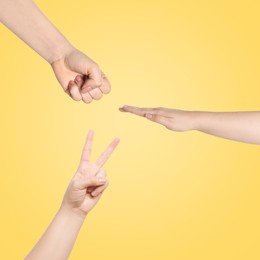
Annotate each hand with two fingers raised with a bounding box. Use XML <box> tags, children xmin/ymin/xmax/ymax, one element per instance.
<box><xmin>61</xmin><ymin>130</ymin><xmax>120</xmax><ymax>216</ymax></box>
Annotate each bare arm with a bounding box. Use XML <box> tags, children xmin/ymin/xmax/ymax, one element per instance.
<box><xmin>25</xmin><ymin>209</ymin><xmax>86</xmax><ymax>260</ymax></box>
<box><xmin>193</xmin><ymin>111</ymin><xmax>260</xmax><ymax>145</ymax></box>
<box><xmin>0</xmin><ymin>0</ymin><xmax>72</xmax><ymax>63</ymax></box>
<box><xmin>25</xmin><ymin>131</ymin><xmax>120</xmax><ymax>259</ymax></box>
<box><xmin>120</xmin><ymin>105</ymin><xmax>260</xmax><ymax>145</ymax></box>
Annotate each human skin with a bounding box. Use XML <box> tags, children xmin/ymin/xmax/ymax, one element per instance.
<box><xmin>119</xmin><ymin>105</ymin><xmax>260</xmax><ymax>145</ymax></box>
<box><xmin>0</xmin><ymin>0</ymin><xmax>110</xmax><ymax>103</ymax></box>
<box><xmin>25</xmin><ymin>131</ymin><xmax>120</xmax><ymax>260</ymax></box>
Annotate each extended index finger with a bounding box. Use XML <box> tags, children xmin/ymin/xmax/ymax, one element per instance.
<box><xmin>81</xmin><ymin>130</ymin><xmax>94</xmax><ymax>162</ymax></box>
<box><xmin>95</xmin><ymin>138</ymin><xmax>120</xmax><ymax>168</ymax></box>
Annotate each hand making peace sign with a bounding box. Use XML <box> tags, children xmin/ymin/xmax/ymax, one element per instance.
<box><xmin>61</xmin><ymin>130</ymin><xmax>120</xmax><ymax>216</ymax></box>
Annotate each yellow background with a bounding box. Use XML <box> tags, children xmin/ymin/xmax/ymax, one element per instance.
<box><xmin>0</xmin><ymin>0</ymin><xmax>260</xmax><ymax>259</ymax></box>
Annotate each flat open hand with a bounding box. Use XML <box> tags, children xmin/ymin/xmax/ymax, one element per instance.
<box><xmin>61</xmin><ymin>130</ymin><xmax>120</xmax><ymax>216</ymax></box>
<box><xmin>119</xmin><ymin>105</ymin><xmax>196</xmax><ymax>132</ymax></box>
<box><xmin>51</xmin><ymin>49</ymin><xmax>111</xmax><ymax>103</ymax></box>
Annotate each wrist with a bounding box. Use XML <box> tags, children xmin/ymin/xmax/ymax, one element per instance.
<box><xmin>189</xmin><ymin>111</ymin><xmax>204</xmax><ymax>131</ymax></box>
<box><xmin>59</xmin><ymin>205</ymin><xmax>88</xmax><ymax>222</ymax></box>
<box><xmin>48</xmin><ymin>43</ymin><xmax>75</xmax><ymax>65</ymax></box>
<box><xmin>191</xmin><ymin>111</ymin><xmax>210</xmax><ymax>131</ymax></box>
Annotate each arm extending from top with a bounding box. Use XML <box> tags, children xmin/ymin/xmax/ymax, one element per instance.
<box><xmin>0</xmin><ymin>0</ymin><xmax>111</xmax><ymax>103</ymax></box>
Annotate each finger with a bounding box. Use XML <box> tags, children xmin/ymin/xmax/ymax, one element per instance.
<box><xmin>145</xmin><ymin>113</ymin><xmax>172</xmax><ymax>128</ymax></box>
<box><xmin>81</xmin><ymin>64</ymin><xmax>102</xmax><ymax>92</ymax></box>
<box><xmin>76</xmin><ymin>176</ymin><xmax>106</xmax><ymax>189</ymax></box>
<box><xmin>119</xmin><ymin>105</ymin><xmax>161</xmax><ymax>117</ymax></box>
<box><xmin>64</xmin><ymin>89</ymin><xmax>71</xmax><ymax>97</ymax></box>
<box><xmin>82</xmin><ymin>92</ymin><xmax>93</xmax><ymax>104</ymax></box>
<box><xmin>74</xmin><ymin>75</ymin><xmax>85</xmax><ymax>88</ymax></box>
<box><xmin>95</xmin><ymin>138</ymin><xmax>120</xmax><ymax>168</ymax></box>
<box><xmin>68</xmin><ymin>80</ymin><xmax>82</xmax><ymax>101</ymax></box>
<box><xmin>97</xmin><ymin>169</ymin><xmax>107</xmax><ymax>178</ymax></box>
<box><xmin>119</xmin><ymin>105</ymin><xmax>156</xmax><ymax>116</ymax></box>
<box><xmin>74</xmin><ymin>75</ymin><xmax>86</xmax><ymax>102</ymax></box>
<box><xmin>77</xmin><ymin>74</ymin><xmax>92</xmax><ymax>103</ymax></box>
<box><xmin>91</xmin><ymin>181</ymin><xmax>109</xmax><ymax>197</ymax></box>
<box><xmin>81</xmin><ymin>130</ymin><xmax>94</xmax><ymax>162</ymax></box>
<box><xmin>99</xmin><ymin>73</ymin><xmax>111</xmax><ymax>94</ymax></box>
<box><xmin>88</xmin><ymin>88</ymin><xmax>103</xmax><ymax>100</ymax></box>
<box><xmin>87</xmin><ymin>169</ymin><xmax>107</xmax><ymax>193</ymax></box>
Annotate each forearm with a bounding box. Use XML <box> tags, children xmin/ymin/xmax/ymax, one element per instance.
<box><xmin>25</xmin><ymin>207</ymin><xmax>86</xmax><ymax>260</ymax></box>
<box><xmin>0</xmin><ymin>0</ymin><xmax>73</xmax><ymax>63</ymax></box>
<box><xmin>193</xmin><ymin>111</ymin><xmax>260</xmax><ymax>144</ymax></box>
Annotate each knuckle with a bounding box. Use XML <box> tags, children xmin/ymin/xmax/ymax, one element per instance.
<box><xmin>98</xmin><ymin>169</ymin><xmax>106</xmax><ymax>177</ymax></box>
<box><xmin>95</xmin><ymin>81</ymin><xmax>102</xmax><ymax>88</ymax></box>
<box><xmin>71</xmin><ymin>179</ymin><xmax>79</xmax><ymax>188</ymax></box>
<box><xmin>101</xmin><ymin>84</ymin><xmax>111</xmax><ymax>94</ymax></box>
<box><xmin>92</xmin><ymin>63</ymin><xmax>100</xmax><ymax>72</ymax></box>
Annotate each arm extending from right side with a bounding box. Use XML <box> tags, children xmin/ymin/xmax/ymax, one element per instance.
<box><xmin>120</xmin><ymin>105</ymin><xmax>260</xmax><ymax>145</ymax></box>
<box><xmin>192</xmin><ymin>111</ymin><xmax>260</xmax><ymax>145</ymax></box>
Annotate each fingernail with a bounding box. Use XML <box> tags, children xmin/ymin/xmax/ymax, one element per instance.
<box><xmin>76</xmin><ymin>75</ymin><xmax>83</xmax><ymax>82</ymax></box>
<box><xmin>145</xmin><ymin>113</ymin><xmax>153</xmax><ymax>119</ymax></box>
<box><xmin>98</xmin><ymin>178</ymin><xmax>106</xmax><ymax>183</ymax></box>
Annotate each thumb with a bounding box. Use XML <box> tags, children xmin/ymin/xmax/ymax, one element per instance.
<box><xmin>76</xmin><ymin>176</ymin><xmax>106</xmax><ymax>189</ymax></box>
<box><xmin>81</xmin><ymin>64</ymin><xmax>102</xmax><ymax>93</ymax></box>
<box><xmin>145</xmin><ymin>113</ymin><xmax>172</xmax><ymax>129</ymax></box>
